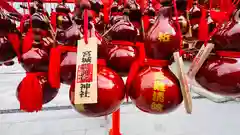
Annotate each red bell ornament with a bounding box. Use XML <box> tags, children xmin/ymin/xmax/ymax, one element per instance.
<box><xmin>48</xmin><ymin>31</ymin><xmax>106</xmax><ymax>88</ymax></box>
<box><xmin>127</xmin><ymin>59</ymin><xmax>183</xmax><ymax>114</ymax></box>
<box><xmin>0</xmin><ymin>11</ymin><xmax>21</xmax><ymax>63</ymax></box>
<box><xmin>69</xmin><ymin>59</ymin><xmax>125</xmax><ymax>117</ymax></box>
<box><xmin>212</xmin><ymin>9</ymin><xmax>240</xmax><ymax>51</ymax></box>
<box><xmin>195</xmin><ymin>51</ymin><xmax>240</xmax><ymax>96</ymax></box>
<box><xmin>48</xmin><ymin>45</ymin><xmax>77</xmax><ymax>88</ymax></box>
<box><xmin>17</xmin><ymin>72</ymin><xmax>59</xmax><ymax>112</ymax></box>
<box><xmin>195</xmin><ymin>8</ymin><xmax>240</xmax><ymax>96</ymax></box>
<box><xmin>21</xmin><ymin>29</ymin><xmax>50</xmax><ymax>72</ymax></box>
<box><xmin>142</xmin><ymin>0</ymin><xmax>156</xmax><ymax>33</ymax></box>
<box><xmin>145</xmin><ymin>6</ymin><xmax>181</xmax><ymax>60</ymax></box>
<box><xmin>107</xmin><ymin>41</ymin><xmax>143</xmax><ymax>73</ymax></box>
<box><xmin>109</xmin><ymin>16</ymin><xmax>138</xmax><ymax>42</ymax></box>
<box><xmin>21</xmin><ymin>12</ymin><xmax>53</xmax><ymax>72</ymax></box>
<box><xmin>51</xmin><ymin>3</ymin><xmax>79</xmax><ymax>46</ymax></box>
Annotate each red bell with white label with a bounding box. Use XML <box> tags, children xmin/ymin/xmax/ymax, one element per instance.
<box><xmin>48</xmin><ymin>32</ymin><xmax>107</xmax><ymax>88</ymax></box>
<box><xmin>16</xmin><ymin>72</ymin><xmax>59</xmax><ymax>112</ymax></box>
<box><xmin>69</xmin><ymin>59</ymin><xmax>125</xmax><ymax>117</ymax></box>
<box><xmin>126</xmin><ymin>59</ymin><xmax>183</xmax><ymax>114</ymax></box>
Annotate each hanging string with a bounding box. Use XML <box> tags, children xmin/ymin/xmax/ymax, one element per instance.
<box><xmin>27</xmin><ymin>0</ymin><xmax>33</xmax><ymax>29</ymax></box>
<box><xmin>172</xmin><ymin>0</ymin><xmax>183</xmax><ymax>54</ymax></box>
<box><xmin>209</xmin><ymin>0</ymin><xmax>212</xmax><ymax>9</ymax></box>
<box><xmin>84</xmin><ymin>9</ymin><xmax>88</xmax><ymax>44</ymax></box>
<box><xmin>23</xmin><ymin>2</ymin><xmax>26</xmax><ymax>15</ymax></box>
<box><xmin>10</xmin><ymin>0</ymin><xmax>15</xmax><ymax>23</ymax></box>
<box><xmin>27</xmin><ymin>0</ymin><xmax>31</xmax><ymax>15</ymax></box>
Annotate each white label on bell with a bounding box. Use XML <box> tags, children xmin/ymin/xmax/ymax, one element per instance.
<box><xmin>74</xmin><ymin>37</ymin><xmax>98</xmax><ymax>104</ymax></box>
<box><xmin>173</xmin><ymin>52</ymin><xmax>192</xmax><ymax>114</ymax></box>
<box><xmin>187</xmin><ymin>43</ymin><xmax>214</xmax><ymax>79</ymax></box>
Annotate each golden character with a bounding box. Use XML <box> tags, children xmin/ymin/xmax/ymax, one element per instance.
<box><xmin>152</xmin><ymin>91</ymin><xmax>157</xmax><ymax>101</ymax></box>
<box><xmin>151</xmin><ymin>102</ymin><xmax>164</xmax><ymax>112</ymax></box>
<box><xmin>57</xmin><ymin>15</ymin><xmax>63</xmax><ymax>27</ymax></box>
<box><xmin>153</xmin><ymin>80</ymin><xmax>166</xmax><ymax>92</ymax></box>
<box><xmin>152</xmin><ymin>91</ymin><xmax>165</xmax><ymax>102</ymax></box>
<box><xmin>158</xmin><ymin>32</ymin><xmax>171</xmax><ymax>42</ymax></box>
<box><xmin>158</xmin><ymin>92</ymin><xmax>165</xmax><ymax>103</ymax></box>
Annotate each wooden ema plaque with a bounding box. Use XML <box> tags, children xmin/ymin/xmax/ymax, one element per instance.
<box><xmin>173</xmin><ymin>52</ymin><xmax>192</xmax><ymax>114</ymax></box>
<box><xmin>74</xmin><ymin>37</ymin><xmax>98</xmax><ymax>104</ymax></box>
<box><xmin>187</xmin><ymin>43</ymin><xmax>214</xmax><ymax>79</ymax></box>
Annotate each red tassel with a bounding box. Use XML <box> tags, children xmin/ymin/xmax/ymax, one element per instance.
<box><xmin>22</xmin><ymin>29</ymin><xmax>34</xmax><ymax>54</ymax></box>
<box><xmin>103</xmin><ymin>5</ymin><xmax>109</xmax><ymax>24</ymax></box>
<box><xmin>142</xmin><ymin>15</ymin><xmax>150</xmax><ymax>32</ymax></box>
<box><xmin>198</xmin><ymin>8</ymin><xmax>208</xmax><ymax>41</ymax></box>
<box><xmin>50</xmin><ymin>12</ymin><xmax>57</xmax><ymax>31</ymax></box>
<box><xmin>98</xmin><ymin>59</ymin><xmax>107</xmax><ymax>66</ymax></box>
<box><xmin>8</xmin><ymin>33</ymin><xmax>21</xmax><ymax>62</ymax></box>
<box><xmin>18</xmin><ymin>73</ymin><xmax>43</xmax><ymax>112</ymax></box>
<box><xmin>187</xmin><ymin>0</ymin><xmax>193</xmax><ymax>11</ymax></box>
<box><xmin>216</xmin><ymin>51</ymin><xmax>240</xmax><ymax>58</ymax></box>
<box><xmin>210</xmin><ymin>10</ymin><xmax>228</xmax><ymax>23</ymax></box>
<box><xmin>220</xmin><ymin>0</ymin><xmax>232</xmax><ymax>12</ymax></box>
<box><xmin>48</xmin><ymin>47</ymin><xmax>61</xmax><ymax>89</ymax></box>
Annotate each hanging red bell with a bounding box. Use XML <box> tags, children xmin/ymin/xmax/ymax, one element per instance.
<box><xmin>145</xmin><ymin>6</ymin><xmax>181</xmax><ymax>60</ymax></box>
<box><xmin>69</xmin><ymin>59</ymin><xmax>125</xmax><ymax>117</ymax></box>
<box><xmin>195</xmin><ymin>9</ymin><xmax>240</xmax><ymax>96</ymax></box>
<box><xmin>16</xmin><ymin>72</ymin><xmax>59</xmax><ymax>112</ymax></box>
<box><xmin>142</xmin><ymin>0</ymin><xmax>156</xmax><ymax>33</ymax></box>
<box><xmin>212</xmin><ymin>9</ymin><xmax>240</xmax><ymax>51</ymax></box>
<box><xmin>127</xmin><ymin>59</ymin><xmax>183</xmax><ymax>114</ymax></box>
<box><xmin>106</xmin><ymin>41</ymin><xmax>141</xmax><ymax>73</ymax></box>
<box><xmin>109</xmin><ymin>13</ymin><xmax>138</xmax><ymax>41</ymax></box>
<box><xmin>21</xmin><ymin>12</ymin><xmax>53</xmax><ymax>72</ymax></box>
<box><xmin>196</xmin><ymin>51</ymin><xmax>240</xmax><ymax>96</ymax></box>
<box><xmin>48</xmin><ymin>45</ymin><xmax>77</xmax><ymax>87</ymax></box>
<box><xmin>0</xmin><ymin>10</ymin><xmax>20</xmax><ymax>63</ymax></box>
<box><xmin>106</xmin><ymin>6</ymin><xmax>139</xmax><ymax>73</ymax></box>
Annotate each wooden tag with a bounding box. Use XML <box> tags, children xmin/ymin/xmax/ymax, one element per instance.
<box><xmin>74</xmin><ymin>37</ymin><xmax>98</xmax><ymax>104</ymax></box>
<box><xmin>173</xmin><ymin>52</ymin><xmax>192</xmax><ymax>114</ymax></box>
<box><xmin>187</xmin><ymin>43</ymin><xmax>214</xmax><ymax>79</ymax></box>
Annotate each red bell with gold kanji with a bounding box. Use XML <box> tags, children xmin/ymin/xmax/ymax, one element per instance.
<box><xmin>69</xmin><ymin>59</ymin><xmax>125</xmax><ymax>117</ymax></box>
<box><xmin>145</xmin><ymin>6</ymin><xmax>181</xmax><ymax>60</ymax></box>
<box><xmin>126</xmin><ymin>59</ymin><xmax>183</xmax><ymax>114</ymax></box>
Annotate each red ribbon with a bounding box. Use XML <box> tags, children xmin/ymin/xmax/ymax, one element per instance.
<box><xmin>84</xmin><ymin>9</ymin><xmax>88</xmax><ymax>44</ymax></box>
<box><xmin>216</xmin><ymin>51</ymin><xmax>240</xmax><ymax>58</ymax></box>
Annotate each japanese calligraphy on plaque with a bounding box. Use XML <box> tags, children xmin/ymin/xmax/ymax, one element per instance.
<box><xmin>187</xmin><ymin>43</ymin><xmax>214</xmax><ymax>79</ymax></box>
<box><xmin>75</xmin><ymin>37</ymin><xmax>98</xmax><ymax>104</ymax></box>
<box><xmin>174</xmin><ymin>52</ymin><xmax>192</xmax><ymax>114</ymax></box>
